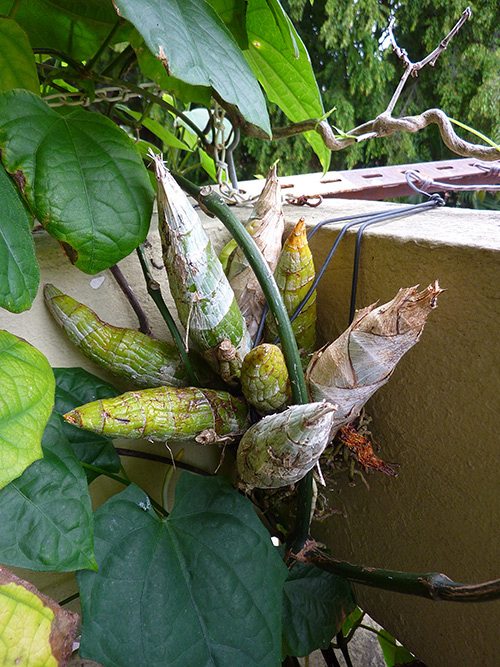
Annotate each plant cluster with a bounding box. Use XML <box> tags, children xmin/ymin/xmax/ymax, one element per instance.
<box><xmin>1</xmin><ymin>2</ymin><xmax>499</xmax><ymax>666</ymax></box>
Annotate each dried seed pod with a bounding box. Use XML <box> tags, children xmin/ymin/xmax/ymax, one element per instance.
<box><xmin>224</xmin><ymin>164</ymin><xmax>285</xmax><ymax>339</ymax></box>
<box><xmin>64</xmin><ymin>386</ymin><xmax>249</xmax><ymax>442</ymax></box>
<box><xmin>240</xmin><ymin>344</ymin><xmax>291</xmax><ymax>415</ymax></box>
<box><xmin>306</xmin><ymin>282</ymin><xmax>443</xmax><ymax>427</ymax></box>
<box><xmin>236</xmin><ymin>401</ymin><xmax>338</xmax><ymax>489</ymax></box>
<box><xmin>44</xmin><ymin>284</ymin><xmax>212</xmax><ymax>388</ymax></box>
<box><xmin>151</xmin><ymin>153</ymin><xmax>252</xmax><ymax>383</ymax></box>
<box><xmin>266</xmin><ymin>218</ymin><xmax>316</xmax><ymax>364</ymax></box>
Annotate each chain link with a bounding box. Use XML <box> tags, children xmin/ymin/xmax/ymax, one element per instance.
<box><xmin>42</xmin><ymin>83</ymin><xmax>159</xmax><ymax>108</ymax></box>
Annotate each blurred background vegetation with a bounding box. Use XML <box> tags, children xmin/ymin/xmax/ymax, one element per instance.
<box><xmin>238</xmin><ymin>0</ymin><xmax>500</xmax><ymax>180</ymax></box>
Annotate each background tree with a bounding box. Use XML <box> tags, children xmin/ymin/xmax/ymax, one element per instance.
<box><xmin>239</xmin><ymin>0</ymin><xmax>500</xmax><ymax>178</ymax></box>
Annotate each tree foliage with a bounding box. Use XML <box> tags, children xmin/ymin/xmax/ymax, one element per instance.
<box><xmin>239</xmin><ymin>0</ymin><xmax>500</xmax><ymax>177</ymax></box>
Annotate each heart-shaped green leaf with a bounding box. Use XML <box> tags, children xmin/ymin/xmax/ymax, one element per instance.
<box><xmin>245</xmin><ymin>0</ymin><xmax>330</xmax><ymax>171</ymax></box>
<box><xmin>0</xmin><ymin>567</ymin><xmax>78</xmax><ymax>666</ymax></box>
<box><xmin>0</xmin><ymin>165</ymin><xmax>38</xmax><ymax>313</ymax></box>
<box><xmin>131</xmin><ymin>32</ymin><xmax>212</xmax><ymax>106</ymax></box>
<box><xmin>78</xmin><ymin>474</ymin><xmax>288</xmax><ymax>666</ymax></box>
<box><xmin>0</xmin><ymin>0</ymin><xmax>129</xmax><ymax>61</ymax></box>
<box><xmin>0</xmin><ymin>411</ymin><xmax>97</xmax><ymax>571</ymax></box>
<box><xmin>115</xmin><ymin>0</ymin><xmax>271</xmax><ymax>136</ymax></box>
<box><xmin>0</xmin><ymin>90</ymin><xmax>154</xmax><ymax>274</ymax></box>
<box><xmin>0</xmin><ymin>18</ymin><xmax>39</xmax><ymax>94</ymax></box>
<box><xmin>53</xmin><ymin>367</ymin><xmax>121</xmax><ymax>482</ymax></box>
<box><xmin>282</xmin><ymin>559</ymin><xmax>355</xmax><ymax>657</ymax></box>
<box><xmin>0</xmin><ymin>331</ymin><xmax>55</xmax><ymax>489</ymax></box>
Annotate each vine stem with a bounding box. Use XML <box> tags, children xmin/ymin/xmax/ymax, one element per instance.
<box><xmin>293</xmin><ymin>539</ymin><xmax>500</xmax><ymax>602</ymax></box>
<box><xmin>7</xmin><ymin>0</ymin><xmax>23</xmax><ymax>18</ymax></box>
<box><xmin>173</xmin><ymin>174</ymin><xmax>308</xmax><ymax>405</ymax></box>
<box><xmin>86</xmin><ymin>19</ymin><xmax>122</xmax><ymax>71</ymax></box>
<box><xmin>109</xmin><ymin>263</ymin><xmax>151</xmax><ymax>335</ymax></box>
<box><xmin>80</xmin><ymin>462</ymin><xmax>168</xmax><ymax>517</ymax></box>
<box><xmin>173</xmin><ymin>173</ymin><xmax>314</xmax><ymax>554</ymax></box>
<box><xmin>115</xmin><ymin>447</ymin><xmax>213</xmax><ymax>476</ymax></box>
<box><xmin>136</xmin><ymin>244</ymin><xmax>200</xmax><ymax>387</ymax></box>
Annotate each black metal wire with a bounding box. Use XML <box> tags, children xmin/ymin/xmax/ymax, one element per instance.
<box><xmin>252</xmin><ymin>182</ymin><xmax>446</xmax><ymax>348</ymax></box>
<box><xmin>348</xmin><ymin>196</ymin><xmax>444</xmax><ymax>323</ymax></box>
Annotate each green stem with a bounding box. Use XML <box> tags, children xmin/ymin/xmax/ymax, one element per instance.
<box><xmin>8</xmin><ymin>0</ymin><xmax>23</xmax><ymax>18</ymax></box>
<box><xmin>80</xmin><ymin>462</ymin><xmax>168</xmax><ymax>517</ymax></box>
<box><xmin>136</xmin><ymin>244</ymin><xmax>200</xmax><ymax>387</ymax></box>
<box><xmin>101</xmin><ymin>45</ymin><xmax>136</xmax><ymax>77</ymax></box>
<box><xmin>86</xmin><ymin>19</ymin><xmax>122</xmax><ymax>71</ymax></box>
<box><xmin>32</xmin><ymin>48</ymin><xmax>86</xmax><ymax>73</ymax></box>
<box><xmin>288</xmin><ymin>470</ymin><xmax>314</xmax><ymax>553</ymax></box>
<box><xmin>81</xmin><ymin>462</ymin><xmax>129</xmax><ymax>486</ymax></box>
<box><xmin>295</xmin><ymin>541</ymin><xmax>500</xmax><ymax>602</ymax></box>
<box><xmin>173</xmin><ymin>174</ymin><xmax>308</xmax><ymax>405</ymax></box>
<box><xmin>173</xmin><ymin>175</ymin><xmax>314</xmax><ymax>555</ymax></box>
<box><xmin>115</xmin><ymin>447</ymin><xmax>213</xmax><ymax>476</ymax></box>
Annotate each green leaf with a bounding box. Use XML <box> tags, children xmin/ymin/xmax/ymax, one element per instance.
<box><xmin>377</xmin><ymin>629</ymin><xmax>415</xmax><ymax>667</ymax></box>
<box><xmin>0</xmin><ymin>165</ymin><xmax>39</xmax><ymax>313</ymax></box>
<box><xmin>206</xmin><ymin>0</ymin><xmax>249</xmax><ymax>49</ymax></box>
<box><xmin>78</xmin><ymin>474</ymin><xmax>288</xmax><ymax>666</ymax></box>
<box><xmin>131</xmin><ymin>32</ymin><xmax>212</xmax><ymax>106</ymax></box>
<box><xmin>0</xmin><ymin>331</ymin><xmax>54</xmax><ymax>490</ymax></box>
<box><xmin>341</xmin><ymin>605</ymin><xmax>364</xmax><ymax>636</ymax></box>
<box><xmin>0</xmin><ymin>90</ymin><xmax>154</xmax><ymax>274</ymax></box>
<box><xmin>115</xmin><ymin>0</ymin><xmax>271</xmax><ymax>136</ymax></box>
<box><xmin>282</xmin><ymin>560</ymin><xmax>355</xmax><ymax>657</ymax></box>
<box><xmin>0</xmin><ymin>0</ymin><xmax>129</xmax><ymax>61</ymax></box>
<box><xmin>53</xmin><ymin>367</ymin><xmax>121</xmax><ymax>482</ymax></box>
<box><xmin>116</xmin><ymin>104</ymin><xmax>192</xmax><ymax>151</ymax></box>
<box><xmin>0</xmin><ymin>568</ymin><xmax>78</xmax><ymax>666</ymax></box>
<box><xmin>0</xmin><ymin>412</ymin><xmax>97</xmax><ymax>571</ymax></box>
<box><xmin>0</xmin><ymin>18</ymin><xmax>39</xmax><ymax>94</ymax></box>
<box><xmin>245</xmin><ymin>0</ymin><xmax>331</xmax><ymax>171</ymax></box>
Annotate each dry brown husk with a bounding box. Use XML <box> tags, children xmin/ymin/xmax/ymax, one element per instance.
<box><xmin>226</xmin><ymin>163</ymin><xmax>285</xmax><ymax>339</ymax></box>
<box><xmin>306</xmin><ymin>282</ymin><xmax>443</xmax><ymax>429</ymax></box>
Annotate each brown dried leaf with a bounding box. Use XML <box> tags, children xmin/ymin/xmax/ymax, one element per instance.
<box><xmin>337</xmin><ymin>424</ymin><xmax>397</xmax><ymax>476</ymax></box>
<box><xmin>307</xmin><ymin>282</ymin><xmax>443</xmax><ymax>427</ymax></box>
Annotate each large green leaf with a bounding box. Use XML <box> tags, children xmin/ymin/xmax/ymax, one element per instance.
<box><xmin>0</xmin><ymin>568</ymin><xmax>78</xmax><ymax>666</ymax></box>
<box><xmin>0</xmin><ymin>412</ymin><xmax>97</xmax><ymax>571</ymax></box>
<box><xmin>0</xmin><ymin>90</ymin><xmax>154</xmax><ymax>274</ymax></box>
<box><xmin>282</xmin><ymin>559</ymin><xmax>355</xmax><ymax>657</ymax></box>
<box><xmin>0</xmin><ymin>331</ymin><xmax>54</xmax><ymax>490</ymax></box>
<box><xmin>207</xmin><ymin>0</ymin><xmax>249</xmax><ymax>49</ymax></box>
<box><xmin>78</xmin><ymin>474</ymin><xmax>288</xmax><ymax>666</ymax></box>
<box><xmin>131</xmin><ymin>32</ymin><xmax>212</xmax><ymax>106</ymax></box>
<box><xmin>0</xmin><ymin>166</ymin><xmax>38</xmax><ymax>313</ymax></box>
<box><xmin>0</xmin><ymin>0</ymin><xmax>129</xmax><ymax>61</ymax></box>
<box><xmin>245</xmin><ymin>0</ymin><xmax>331</xmax><ymax>171</ymax></box>
<box><xmin>114</xmin><ymin>0</ymin><xmax>271</xmax><ymax>136</ymax></box>
<box><xmin>53</xmin><ymin>367</ymin><xmax>121</xmax><ymax>482</ymax></box>
<box><xmin>0</xmin><ymin>18</ymin><xmax>39</xmax><ymax>94</ymax></box>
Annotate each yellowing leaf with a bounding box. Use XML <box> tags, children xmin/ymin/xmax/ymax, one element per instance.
<box><xmin>0</xmin><ymin>331</ymin><xmax>55</xmax><ymax>489</ymax></box>
<box><xmin>0</xmin><ymin>567</ymin><xmax>78</xmax><ymax>666</ymax></box>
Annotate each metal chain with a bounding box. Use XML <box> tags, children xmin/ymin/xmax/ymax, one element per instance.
<box><xmin>42</xmin><ymin>83</ymin><xmax>159</xmax><ymax>108</ymax></box>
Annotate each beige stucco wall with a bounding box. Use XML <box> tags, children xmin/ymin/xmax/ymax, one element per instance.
<box><xmin>2</xmin><ymin>188</ymin><xmax>500</xmax><ymax>666</ymax></box>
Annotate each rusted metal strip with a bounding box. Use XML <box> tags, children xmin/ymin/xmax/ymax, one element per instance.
<box><xmin>277</xmin><ymin>158</ymin><xmax>500</xmax><ymax>201</ymax></box>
